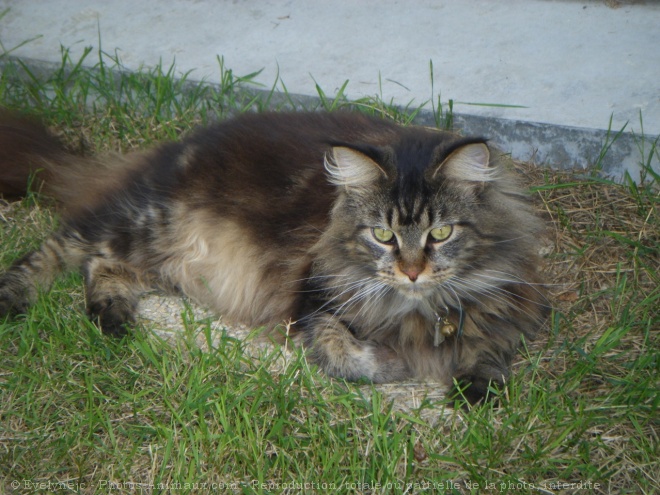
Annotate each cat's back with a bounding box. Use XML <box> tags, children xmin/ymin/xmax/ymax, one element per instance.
<box><xmin>169</xmin><ymin>111</ymin><xmax>400</xmax><ymax>222</ymax></box>
<box><xmin>181</xmin><ymin>111</ymin><xmax>399</xmax><ymax>176</ymax></box>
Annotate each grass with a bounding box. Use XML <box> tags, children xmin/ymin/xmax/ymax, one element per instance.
<box><xmin>0</xmin><ymin>47</ymin><xmax>658</xmax><ymax>494</ymax></box>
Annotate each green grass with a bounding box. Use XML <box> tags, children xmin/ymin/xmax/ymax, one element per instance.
<box><xmin>0</xmin><ymin>48</ymin><xmax>658</xmax><ymax>494</ymax></box>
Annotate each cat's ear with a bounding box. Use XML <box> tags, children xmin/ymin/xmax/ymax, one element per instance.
<box><xmin>429</xmin><ymin>142</ymin><xmax>497</xmax><ymax>183</ymax></box>
<box><xmin>325</xmin><ymin>146</ymin><xmax>389</xmax><ymax>189</ymax></box>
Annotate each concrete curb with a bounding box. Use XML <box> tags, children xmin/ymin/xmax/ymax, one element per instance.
<box><xmin>3</xmin><ymin>55</ymin><xmax>658</xmax><ymax>182</ymax></box>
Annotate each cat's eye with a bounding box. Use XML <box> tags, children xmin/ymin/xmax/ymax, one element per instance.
<box><xmin>429</xmin><ymin>225</ymin><xmax>453</xmax><ymax>242</ymax></box>
<box><xmin>372</xmin><ymin>227</ymin><xmax>395</xmax><ymax>244</ymax></box>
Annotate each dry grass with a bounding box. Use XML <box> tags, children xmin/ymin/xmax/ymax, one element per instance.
<box><xmin>2</xmin><ymin>135</ymin><xmax>657</xmax><ymax>494</ymax></box>
<box><xmin>0</xmin><ymin>50</ymin><xmax>657</xmax><ymax>492</ymax></box>
<box><xmin>527</xmin><ymin>161</ymin><xmax>658</xmax><ymax>358</ymax></box>
<box><xmin>510</xmin><ymin>162</ymin><xmax>659</xmax><ymax>493</ymax></box>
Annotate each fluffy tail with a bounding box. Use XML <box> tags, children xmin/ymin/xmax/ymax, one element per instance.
<box><xmin>0</xmin><ymin>108</ymin><xmax>65</xmax><ymax>200</ymax></box>
<box><xmin>0</xmin><ymin>108</ymin><xmax>150</xmax><ymax>213</ymax></box>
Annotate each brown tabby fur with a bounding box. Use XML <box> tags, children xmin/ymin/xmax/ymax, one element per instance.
<box><xmin>0</xmin><ymin>109</ymin><xmax>549</xmax><ymax>405</ymax></box>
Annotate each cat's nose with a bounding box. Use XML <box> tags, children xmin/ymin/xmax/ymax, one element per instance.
<box><xmin>400</xmin><ymin>264</ymin><xmax>422</xmax><ymax>282</ymax></box>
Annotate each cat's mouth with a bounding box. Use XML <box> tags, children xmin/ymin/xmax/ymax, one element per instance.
<box><xmin>395</xmin><ymin>279</ymin><xmax>436</xmax><ymax>299</ymax></box>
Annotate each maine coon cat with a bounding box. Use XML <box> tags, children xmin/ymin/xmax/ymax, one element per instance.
<box><xmin>0</xmin><ymin>110</ymin><xmax>548</xmax><ymax>404</ymax></box>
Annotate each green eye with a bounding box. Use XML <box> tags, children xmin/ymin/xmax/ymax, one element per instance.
<box><xmin>429</xmin><ymin>225</ymin><xmax>453</xmax><ymax>242</ymax></box>
<box><xmin>372</xmin><ymin>227</ymin><xmax>395</xmax><ymax>243</ymax></box>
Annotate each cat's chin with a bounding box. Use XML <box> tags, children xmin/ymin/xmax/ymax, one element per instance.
<box><xmin>396</xmin><ymin>283</ymin><xmax>435</xmax><ymax>300</ymax></box>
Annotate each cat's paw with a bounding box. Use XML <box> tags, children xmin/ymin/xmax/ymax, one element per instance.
<box><xmin>303</xmin><ymin>323</ymin><xmax>411</xmax><ymax>383</ymax></box>
<box><xmin>0</xmin><ymin>275</ymin><xmax>33</xmax><ymax>317</ymax></box>
<box><xmin>370</xmin><ymin>345</ymin><xmax>412</xmax><ymax>383</ymax></box>
<box><xmin>87</xmin><ymin>296</ymin><xmax>137</xmax><ymax>338</ymax></box>
<box><xmin>449</xmin><ymin>373</ymin><xmax>506</xmax><ymax>408</ymax></box>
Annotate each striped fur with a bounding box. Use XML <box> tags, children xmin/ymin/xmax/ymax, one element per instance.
<box><xmin>0</xmin><ymin>111</ymin><xmax>549</xmax><ymax>404</ymax></box>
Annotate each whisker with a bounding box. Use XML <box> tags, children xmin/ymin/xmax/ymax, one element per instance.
<box><xmin>295</xmin><ymin>276</ymin><xmax>379</xmax><ymax>322</ymax></box>
<box><xmin>450</xmin><ymin>278</ymin><xmax>516</xmax><ymax>308</ymax></box>
<box><xmin>489</xmin><ymin>233</ymin><xmax>538</xmax><ymax>244</ymax></box>
<box><xmin>333</xmin><ymin>279</ymin><xmax>385</xmax><ymax>319</ymax></box>
<box><xmin>344</xmin><ymin>280</ymin><xmax>392</xmax><ymax>326</ymax></box>
<box><xmin>450</xmin><ymin>276</ymin><xmax>548</xmax><ymax>315</ymax></box>
<box><xmin>294</xmin><ymin>277</ymin><xmax>368</xmax><ymax>294</ymax></box>
<box><xmin>462</xmin><ymin>265</ymin><xmax>554</xmax><ymax>302</ymax></box>
<box><xmin>472</xmin><ymin>272</ymin><xmax>546</xmax><ymax>286</ymax></box>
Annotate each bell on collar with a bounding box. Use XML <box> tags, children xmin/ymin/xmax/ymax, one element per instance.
<box><xmin>433</xmin><ymin>311</ymin><xmax>458</xmax><ymax>346</ymax></box>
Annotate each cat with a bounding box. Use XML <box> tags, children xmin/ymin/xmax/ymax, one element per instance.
<box><xmin>0</xmin><ymin>109</ymin><xmax>549</xmax><ymax>405</ymax></box>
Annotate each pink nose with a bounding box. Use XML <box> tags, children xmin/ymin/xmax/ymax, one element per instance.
<box><xmin>401</xmin><ymin>266</ymin><xmax>421</xmax><ymax>282</ymax></box>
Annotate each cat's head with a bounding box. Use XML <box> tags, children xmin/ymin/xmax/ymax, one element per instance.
<box><xmin>322</xmin><ymin>130</ymin><xmax>541</xmax><ymax>309</ymax></box>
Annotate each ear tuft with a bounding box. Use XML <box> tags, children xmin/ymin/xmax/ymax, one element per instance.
<box><xmin>325</xmin><ymin>147</ymin><xmax>388</xmax><ymax>188</ymax></box>
<box><xmin>434</xmin><ymin>143</ymin><xmax>497</xmax><ymax>182</ymax></box>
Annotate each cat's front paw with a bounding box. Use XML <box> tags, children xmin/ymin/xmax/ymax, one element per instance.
<box><xmin>87</xmin><ymin>296</ymin><xmax>137</xmax><ymax>338</ymax></box>
<box><xmin>448</xmin><ymin>375</ymin><xmax>505</xmax><ymax>408</ymax></box>
<box><xmin>0</xmin><ymin>274</ymin><xmax>34</xmax><ymax>317</ymax></box>
<box><xmin>302</xmin><ymin>315</ymin><xmax>412</xmax><ymax>383</ymax></box>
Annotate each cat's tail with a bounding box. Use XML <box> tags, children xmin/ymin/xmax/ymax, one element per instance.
<box><xmin>0</xmin><ymin>108</ymin><xmax>64</xmax><ymax>200</ymax></box>
<box><xmin>0</xmin><ymin>108</ymin><xmax>147</xmax><ymax>212</ymax></box>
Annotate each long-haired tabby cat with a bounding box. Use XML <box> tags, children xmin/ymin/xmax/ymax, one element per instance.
<box><xmin>0</xmin><ymin>109</ymin><xmax>548</xmax><ymax>404</ymax></box>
